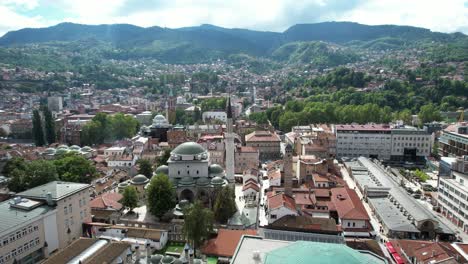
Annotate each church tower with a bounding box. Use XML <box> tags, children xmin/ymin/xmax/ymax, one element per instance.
<box><xmin>284</xmin><ymin>144</ymin><xmax>293</xmax><ymax>197</ymax></box>
<box><xmin>225</xmin><ymin>96</ymin><xmax>235</xmax><ymax>184</ymax></box>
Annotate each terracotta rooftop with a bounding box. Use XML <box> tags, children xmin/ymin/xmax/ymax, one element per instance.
<box><xmin>268</xmin><ymin>193</ymin><xmax>296</xmax><ymax>211</ymax></box>
<box><xmin>268</xmin><ymin>169</ymin><xmax>281</xmax><ymax>180</ymax></box>
<box><xmin>391</xmin><ymin>240</ymin><xmax>465</xmax><ymax>264</ymax></box>
<box><xmin>331</xmin><ymin>187</ymin><xmax>370</xmax><ymax>221</ymax></box>
<box><xmin>245</xmin><ymin>130</ymin><xmax>280</xmax><ymax>142</ymax></box>
<box><xmin>90</xmin><ymin>192</ymin><xmax>123</xmax><ymax>210</ymax></box>
<box><xmin>242</xmin><ymin>182</ymin><xmax>260</xmax><ymax>192</ymax></box>
<box><xmin>236</xmin><ymin>146</ymin><xmax>258</xmax><ymax>153</ymax></box>
<box><xmin>202</xmin><ymin>229</ymin><xmax>257</xmax><ymax>257</ymax></box>
<box><xmin>270</xmin><ymin>215</ymin><xmax>340</xmax><ymax>233</ymax></box>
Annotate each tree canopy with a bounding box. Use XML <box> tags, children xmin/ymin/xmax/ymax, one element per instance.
<box><xmin>81</xmin><ymin>112</ymin><xmax>139</xmax><ymax>145</ymax></box>
<box><xmin>183</xmin><ymin>200</ymin><xmax>214</xmax><ymax>252</ymax></box>
<box><xmin>122</xmin><ymin>186</ymin><xmax>138</xmax><ymax>212</ymax></box>
<box><xmin>146</xmin><ymin>173</ymin><xmax>176</xmax><ymax>217</ymax></box>
<box><xmin>137</xmin><ymin>159</ymin><xmax>153</xmax><ymax>178</ymax></box>
<box><xmin>213</xmin><ymin>186</ymin><xmax>237</xmax><ymax>224</ymax></box>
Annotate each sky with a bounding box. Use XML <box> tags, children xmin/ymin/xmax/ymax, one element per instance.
<box><xmin>0</xmin><ymin>0</ymin><xmax>467</xmax><ymax>37</ymax></box>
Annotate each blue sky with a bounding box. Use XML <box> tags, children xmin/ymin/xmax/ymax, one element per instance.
<box><xmin>0</xmin><ymin>0</ymin><xmax>467</xmax><ymax>36</ymax></box>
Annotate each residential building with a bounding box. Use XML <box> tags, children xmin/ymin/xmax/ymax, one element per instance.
<box><xmin>266</xmin><ymin>193</ymin><xmax>298</xmax><ymax>224</ymax></box>
<box><xmin>17</xmin><ymin>181</ymin><xmax>92</xmax><ymax>249</ymax></box>
<box><xmin>245</xmin><ymin>130</ymin><xmax>281</xmax><ymax>161</ymax></box>
<box><xmin>390</xmin><ymin>126</ymin><xmax>432</xmax><ymax>163</ymax></box>
<box><xmin>90</xmin><ymin>192</ymin><xmax>123</xmax><ymax>224</ymax></box>
<box><xmin>440</xmin><ymin>123</ymin><xmax>468</xmax><ymax>157</ymax></box>
<box><xmin>202</xmin><ymin>110</ymin><xmax>227</xmax><ymax>123</ymax></box>
<box><xmin>438</xmin><ymin>156</ymin><xmax>468</xmax><ymax>233</ymax></box>
<box><xmin>387</xmin><ymin>239</ymin><xmax>467</xmax><ymax>264</ymax></box>
<box><xmin>0</xmin><ymin>181</ymin><xmax>91</xmax><ymax>264</ymax></box>
<box><xmin>330</xmin><ymin>187</ymin><xmax>371</xmax><ymax>236</ymax></box>
<box><xmin>47</xmin><ymin>96</ymin><xmax>63</xmax><ymax>113</ymax></box>
<box><xmin>202</xmin><ymin>229</ymin><xmax>257</xmax><ymax>262</ymax></box>
<box><xmin>234</xmin><ymin>146</ymin><xmax>259</xmax><ymax>174</ymax></box>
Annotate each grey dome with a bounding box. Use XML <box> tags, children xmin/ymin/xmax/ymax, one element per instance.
<box><xmin>172</xmin><ymin>142</ymin><xmax>206</xmax><ymax>155</ymax></box>
<box><xmin>131</xmin><ymin>174</ymin><xmax>149</xmax><ymax>185</ymax></box>
<box><xmin>179</xmin><ymin>176</ymin><xmax>195</xmax><ymax>186</ymax></box>
<box><xmin>155</xmin><ymin>165</ymin><xmax>169</xmax><ymax>175</ymax></box>
<box><xmin>209</xmin><ymin>164</ymin><xmax>224</xmax><ymax>175</ymax></box>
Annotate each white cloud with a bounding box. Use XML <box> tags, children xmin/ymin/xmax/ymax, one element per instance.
<box><xmin>338</xmin><ymin>0</ymin><xmax>468</xmax><ymax>33</ymax></box>
<box><xmin>0</xmin><ymin>0</ymin><xmax>467</xmax><ymax>36</ymax></box>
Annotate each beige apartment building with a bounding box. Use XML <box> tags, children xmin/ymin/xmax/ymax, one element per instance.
<box><xmin>0</xmin><ymin>181</ymin><xmax>91</xmax><ymax>264</ymax></box>
<box><xmin>245</xmin><ymin>131</ymin><xmax>281</xmax><ymax>161</ymax></box>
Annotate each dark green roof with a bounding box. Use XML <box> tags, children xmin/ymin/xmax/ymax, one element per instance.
<box><xmin>179</xmin><ymin>176</ymin><xmax>195</xmax><ymax>186</ymax></box>
<box><xmin>211</xmin><ymin>176</ymin><xmax>225</xmax><ymax>186</ymax></box>
<box><xmin>208</xmin><ymin>164</ymin><xmax>224</xmax><ymax>174</ymax></box>
<box><xmin>131</xmin><ymin>174</ymin><xmax>150</xmax><ymax>185</ymax></box>
<box><xmin>155</xmin><ymin>165</ymin><xmax>169</xmax><ymax>175</ymax></box>
<box><xmin>172</xmin><ymin>142</ymin><xmax>206</xmax><ymax>155</ymax></box>
<box><xmin>17</xmin><ymin>181</ymin><xmax>90</xmax><ymax>201</ymax></box>
<box><xmin>196</xmin><ymin>177</ymin><xmax>211</xmax><ymax>186</ymax></box>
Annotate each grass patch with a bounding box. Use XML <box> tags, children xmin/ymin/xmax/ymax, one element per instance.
<box><xmin>154</xmin><ymin>241</ymin><xmax>185</xmax><ymax>255</ymax></box>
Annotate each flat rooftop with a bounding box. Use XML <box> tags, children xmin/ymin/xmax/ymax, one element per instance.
<box><xmin>18</xmin><ymin>181</ymin><xmax>90</xmax><ymax>201</ymax></box>
<box><xmin>0</xmin><ymin>199</ymin><xmax>51</xmax><ymax>235</ymax></box>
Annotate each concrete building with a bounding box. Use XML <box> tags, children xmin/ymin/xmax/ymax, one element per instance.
<box><xmin>202</xmin><ymin>110</ymin><xmax>227</xmax><ymax>123</ymax></box>
<box><xmin>234</xmin><ymin>146</ymin><xmax>259</xmax><ymax>174</ymax></box>
<box><xmin>245</xmin><ymin>131</ymin><xmax>281</xmax><ymax>161</ymax></box>
<box><xmin>347</xmin><ymin>157</ymin><xmax>455</xmax><ymax>240</ymax></box>
<box><xmin>335</xmin><ymin>124</ymin><xmax>392</xmax><ymax>160</ymax></box>
<box><xmin>47</xmin><ymin>96</ymin><xmax>63</xmax><ymax>113</ymax></box>
<box><xmin>438</xmin><ymin>156</ymin><xmax>468</xmax><ymax>233</ymax></box>
<box><xmin>0</xmin><ymin>181</ymin><xmax>91</xmax><ymax>264</ymax></box>
<box><xmin>439</xmin><ymin>123</ymin><xmax>468</xmax><ymax>157</ymax></box>
<box><xmin>335</xmin><ymin>124</ymin><xmax>432</xmax><ymax>163</ymax></box>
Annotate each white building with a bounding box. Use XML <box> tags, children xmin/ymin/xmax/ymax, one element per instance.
<box><xmin>47</xmin><ymin>96</ymin><xmax>63</xmax><ymax>112</ymax></box>
<box><xmin>335</xmin><ymin>124</ymin><xmax>432</xmax><ymax>162</ymax></box>
<box><xmin>104</xmin><ymin>146</ymin><xmax>127</xmax><ymax>157</ymax></box>
<box><xmin>267</xmin><ymin>193</ymin><xmax>298</xmax><ymax>224</ymax></box>
<box><xmin>438</xmin><ymin>156</ymin><xmax>468</xmax><ymax>233</ymax></box>
<box><xmin>202</xmin><ymin>111</ymin><xmax>227</xmax><ymax>123</ymax></box>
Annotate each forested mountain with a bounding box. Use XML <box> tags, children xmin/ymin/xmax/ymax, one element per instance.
<box><xmin>0</xmin><ymin>21</ymin><xmax>466</xmax><ymax>65</ymax></box>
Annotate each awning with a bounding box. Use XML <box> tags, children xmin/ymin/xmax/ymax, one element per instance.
<box><xmin>391</xmin><ymin>252</ymin><xmax>405</xmax><ymax>264</ymax></box>
<box><xmin>385</xmin><ymin>242</ymin><xmax>396</xmax><ymax>254</ymax></box>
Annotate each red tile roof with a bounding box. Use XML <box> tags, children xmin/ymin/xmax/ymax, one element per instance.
<box><xmin>90</xmin><ymin>192</ymin><xmax>123</xmax><ymax>210</ymax></box>
<box><xmin>268</xmin><ymin>193</ymin><xmax>296</xmax><ymax>211</ymax></box>
<box><xmin>242</xmin><ymin>182</ymin><xmax>260</xmax><ymax>192</ymax></box>
<box><xmin>331</xmin><ymin>188</ymin><xmax>369</xmax><ymax>221</ymax></box>
<box><xmin>202</xmin><ymin>229</ymin><xmax>257</xmax><ymax>257</ymax></box>
<box><xmin>391</xmin><ymin>240</ymin><xmax>464</xmax><ymax>264</ymax></box>
<box><xmin>268</xmin><ymin>169</ymin><xmax>281</xmax><ymax>180</ymax></box>
<box><xmin>245</xmin><ymin>131</ymin><xmax>280</xmax><ymax>142</ymax></box>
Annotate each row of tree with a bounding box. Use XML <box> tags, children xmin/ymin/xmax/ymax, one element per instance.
<box><xmin>4</xmin><ymin>153</ymin><xmax>97</xmax><ymax>192</ymax></box>
<box><xmin>32</xmin><ymin>105</ymin><xmax>56</xmax><ymax>146</ymax></box>
<box><xmin>81</xmin><ymin>112</ymin><xmax>139</xmax><ymax>146</ymax></box>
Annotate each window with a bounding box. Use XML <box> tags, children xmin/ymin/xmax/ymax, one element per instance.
<box><xmin>69</xmin><ymin>204</ymin><xmax>72</xmax><ymax>213</ymax></box>
<box><xmin>16</xmin><ymin>231</ymin><xmax>21</xmax><ymax>239</ymax></box>
<box><xmin>353</xmin><ymin>222</ymin><xmax>356</xmax><ymax>227</ymax></box>
<box><xmin>22</xmin><ymin>228</ymin><xmax>27</xmax><ymax>236</ymax></box>
<box><xmin>3</xmin><ymin>239</ymin><xmax>8</xmax><ymax>246</ymax></box>
<box><xmin>65</xmin><ymin>219</ymin><xmax>69</xmax><ymax>227</ymax></box>
<box><xmin>64</xmin><ymin>206</ymin><xmax>68</xmax><ymax>215</ymax></box>
<box><xmin>18</xmin><ymin>245</ymin><xmax>23</xmax><ymax>254</ymax></box>
<box><xmin>24</xmin><ymin>243</ymin><xmax>29</xmax><ymax>251</ymax></box>
<box><xmin>80</xmin><ymin>211</ymin><xmax>83</xmax><ymax>219</ymax></box>
<box><xmin>11</xmin><ymin>249</ymin><xmax>16</xmax><ymax>257</ymax></box>
<box><xmin>33</xmin><ymin>226</ymin><xmax>38</xmax><ymax>231</ymax></box>
<box><xmin>79</xmin><ymin>199</ymin><xmax>82</xmax><ymax>207</ymax></box>
<box><xmin>29</xmin><ymin>241</ymin><xmax>34</xmax><ymax>248</ymax></box>
<box><xmin>35</xmin><ymin>238</ymin><xmax>40</xmax><ymax>245</ymax></box>
<box><xmin>70</xmin><ymin>216</ymin><xmax>74</xmax><ymax>225</ymax></box>
<box><xmin>28</xmin><ymin>226</ymin><xmax>33</xmax><ymax>233</ymax></box>
<box><xmin>347</xmin><ymin>222</ymin><xmax>350</xmax><ymax>227</ymax></box>
<box><xmin>9</xmin><ymin>235</ymin><xmax>15</xmax><ymax>243</ymax></box>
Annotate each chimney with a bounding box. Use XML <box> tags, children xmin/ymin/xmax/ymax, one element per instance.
<box><xmin>46</xmin><ymin>192</ymin><xmax>53</xmax><ymax>206</ymax></box>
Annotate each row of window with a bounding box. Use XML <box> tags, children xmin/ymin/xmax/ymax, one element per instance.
<box><xmin>0</xmin><ymin>238</ymin><xmax>40</xmax><ymax>264</ymax></box>
<box><xmin>394</xmin><ymin>136</ymin><xmax>429</xmax><ymax>141</ymax></box>
<box><xmin>1</xmin><ymin>226</ymin><xmax>38</xmax><ymax>247</ymax></box>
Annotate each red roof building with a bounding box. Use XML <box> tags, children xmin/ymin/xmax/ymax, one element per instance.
<box><xmin>202</xmin><ymin>229</ymin><xmax>257</xmax><ymax>258</ymax></box>
<box><xmin>331</xmin><ymin>187</ymin><xmax>371</xmax><ymax>232</ymax></box>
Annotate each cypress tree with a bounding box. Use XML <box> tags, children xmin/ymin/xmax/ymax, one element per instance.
<box><xmin>32</xmin><ymin>109</ymin><xmax>45</xmax><ymax>146</ymax></box>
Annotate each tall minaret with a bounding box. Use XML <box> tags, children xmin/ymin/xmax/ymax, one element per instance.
<box><xmin>225</xmin><ymin>96</ymin><xmax>235</xmax><ymax>184</ymax></box>
<box><xmin>284</xmin><ymin>144</ymin><xmax>293</xmax><ymax>197</ymax></box>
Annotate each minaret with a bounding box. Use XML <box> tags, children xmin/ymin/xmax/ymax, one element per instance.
<box><xmin>225</xmin><ymin>96</ymin><xmax>235</xmax><ymax>184</ymax></box>
<box><xmin>284</xmin><ymin>144</ymin><xmax>293</xmax><ymax>197</ymax></box>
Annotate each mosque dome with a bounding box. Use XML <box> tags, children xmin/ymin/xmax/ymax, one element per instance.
<box><xmin>172</xmin><ymin>142</ymin><xmax>206</xmax><ymax>156</ymax></box>
<box><xmin>69</xmin><ymin>145</ymin><xmax>81</xmax><ymax>151</ymax></box>
<box><xmin>211</xmin><ymin>176</ymin><xmax>225</xmax><ymax>186</ymax></box>
<box><xmin>196</xmin><ymin>177</ymin><xmax>211</xmax><ymax>187</ymax></box>
<box><xmin>155</xmin><ymin>165</ymin><xmax>169</xmax><ymax>175</ymax></box>
<box><xmin>152</xmin><ymin>114</ymin><xmax>170</xmax><ymax>127</ymax></box>
<box><xmin>178</xmin><ymin>176</ymin><xmax>195</xmax><ymax>186</ymax></box>
<box><xmin>208</xmin><ymin>164</ymin><xmax>224</xmax><ymax>175</ymax></box>
<box><xmin>43</xmin><ymin>148</ymin><xmax>56</xmax><ymax>155</ymax></box>
<box><xmin>131</xmin><ymin>174</ymin><xmax>150</xmax><ymax>185</ymax></box>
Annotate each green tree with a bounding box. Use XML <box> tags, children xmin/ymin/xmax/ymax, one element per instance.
<box><xmin>32</xmin><ymin>109</ymin><xmax>45</xmax><ymax>146</ymax></box>
<box><xmin>42</xmin><ymin>106</ymin><xmax>56</xmax><ymax>144</ymax></box>
<box><xmin>418</xmin><ymin>104</ymin><xmax>442</xmax><ymax>124</ymax></box>
<box><xmin>110</xmin><ymin>113</ymin><xmax>139</xmax><ymax>140</ymax></box>
<box><xmin>183</xmin><ymin>200</ymin><xmax>214</xmax><ymax>253</ymax></box>
<box><xmin>54</xmin><ymin>153</ymin><xmax>97</xmax><ymax>183</ymax></box>
<box><xmin>146</xmin><ymin>173</ymin><xmax>176</xmax><ymax>217</ymax></box>
<box><xmin>213</xmin><ymin>186</ymin><xmax>237</xmax><ymax>223</ymax></box>
<box><xmin>158</xmin><ymin>149</ymin><xmax>171</xmax><ymax>166</ymax></box>
<box><xmin>432</xmin><ymin>141</ymin><xmax>439</xmax><ymax>158</ymax></box>
<box><xmin>122</xmin><ymin>186</ymin><xmax>139</xmax><ymax>212</ymax></box>
<box><xmin>8</xmin><ymin>160</ymin><xmax>58</xmax><ymax>192</ymax></box>
<box><xmin>137</xmin><ymin>159</ymin><xmax>153</xmax><ymax>178</ymax></box>
<box><xmin>2</xmin><ymin>157</ymin><xmax>27</xmax><ymax>177</ymax></box>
